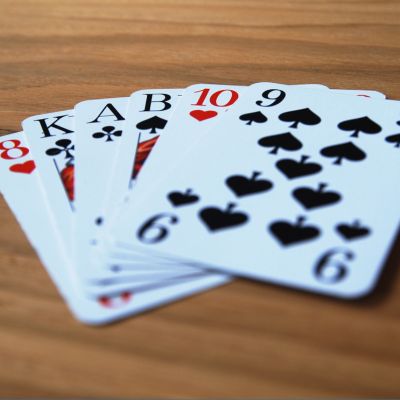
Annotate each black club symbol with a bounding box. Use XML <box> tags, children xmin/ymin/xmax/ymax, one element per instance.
<box><xmin>45</xmin><ymin>139</ymin><xmax>74</xmax><ymax>161</ymax></box>
<box><xmin>92</xmin><ymin>125</ymin><xmax>122</xmax><ymax>142</ymax></box>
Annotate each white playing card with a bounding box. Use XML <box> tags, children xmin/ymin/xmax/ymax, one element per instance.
<box><xmin>0</xmin><ymin>132</ymin><xmax>231</xmax><ymax>324</ymax></box>
<box><xmin>109</xmin><ymin>83</ymin><xmax>400</xmax><ymax>299</ymax></box>
<box><xmin>74</xmin><ymin>95</ymin><xmax>191</xmax><ymax>275</ymax></box>
<box><xmin>93</xmin><ymin>89</ymin><xmax>191</xmax><ymax>276</ymax></box>
<box><xmin>99</xmin><ymin>86</ymin><xmax>386</xmax><ymax>284</ymax></box>
<box><xmin>104</xmin><ymin>89</ymin><xmax>183</xmax><ymax>213</ymax></box>
<box><xmin>102</xmin><ymin>85</ymin><xmax>380</xmax><ymax>276</ymax></box>
<box><xmin>73</xmin><ymin>98</ymin><xmax>158</xmax><ymax>288</ymax></box>
<box><xmin>104</xmin><ymin>86</ymin><xmax>379</xmax><ymax>296</ymax></box>
<box><xmin>74</xmin><ymin>97</ymin><xmax>129</xmax><ymax>244</ymax></box>
<box><xmin>22</xmin><ymin>110</ymin><xmax>75</xmax><ymax>252</ymax></box>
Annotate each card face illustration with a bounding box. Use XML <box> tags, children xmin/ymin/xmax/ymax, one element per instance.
<box><xmin>110</xmin><ymin>83</ymin><xmax>400</xmax><ymax>299</ymax></box>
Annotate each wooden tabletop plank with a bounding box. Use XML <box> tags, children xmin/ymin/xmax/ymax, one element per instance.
<box><xmin>0</xmin><ymin>0</ymin><xmax>399</xmax><ymax>396</ymax></box>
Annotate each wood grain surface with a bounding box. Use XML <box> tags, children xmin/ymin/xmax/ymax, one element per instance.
<box><xmin>1</xmin><ymin>0</ymin><xmax>400</xmax><ymax>397</ymax></box>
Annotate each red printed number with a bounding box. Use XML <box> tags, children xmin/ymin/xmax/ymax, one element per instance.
<box><xmin>192</xmin><ymin>88</ymin><xmax>239</xmax><ymax>107</ymax></box>
<box><xmin>0</xmin><ymin>139</ymin><xmax>29</xmax><ymax>160</ymax></box>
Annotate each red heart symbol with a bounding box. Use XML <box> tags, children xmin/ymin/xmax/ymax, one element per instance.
<box><xmin>98</xmin><ymin>292</ymin><xmax>133</xmax><ymax>308</ymax></box>
<box><xmin>190</xmin><ymin>110</ymin><xmax>218</xmax><ymax>122</ymax></box>
<box><xmin>9</xmin><ymin>160</ymin><xmax>36</xmax><ymax>174</ymax></box>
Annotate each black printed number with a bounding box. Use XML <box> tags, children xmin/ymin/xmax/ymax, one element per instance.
<box><xmin>313</xmin><ymin>248</ymin><xmax>354</xmax><ymax>284</ymax></box>
<box><xmin>256</xmin><ymin>89</ymin><xmax>286</xmax><ymax>108</ymax></box>
<box><xmin>137</xmin><ymin>213</ymin><xmax>179</xmax><ymax>244</ymax></box>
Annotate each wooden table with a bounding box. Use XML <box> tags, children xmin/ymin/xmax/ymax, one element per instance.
<box><xmin>1</xmin><ymin>0</ymin><xmax>399</xmax><ymax>397</ymax></box>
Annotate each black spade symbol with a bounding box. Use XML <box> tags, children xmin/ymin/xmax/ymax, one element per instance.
<box><xmin>385</xmin><ymin>133</ymin><xmax>400</xmax><ymax>148</ymax></box>
<box><xmin>136</xmin><ymin>116</ymin><xmax>168</xmax><ymax>134</ymax></box>
<box><xmin>293</xmin><ymin>183</ymin><xmax>341</xmax><ymax>210</ymax></box>
<box><xmin>320</xmin><ymin>142</ymin><xmax>366</xmax><ymax>165</ymax></box>
<box><xmin>337</xmin><ymin>116</ymin><xmax>381</xmax><ymax>138</ymax></box>
<box><xmin>276</xmin><ymin>155</ymin><xmax>322</xmax><ymax>179</ymax></box>
<box><xmin>269</xmin><ymin>216</ymin><xmax>320</xmax><ymax>246</ymax></box>
<box><xmin>336</xmin><ymin>220</ymin><xmax>371</xmax><ymax>241</ymax></box>
<box><xmin>199</xmin><ymin>202</ymin><xmax>249</xmax><ymax>232</ymax></box>
<box><xmin>278</xmin><ymin>108</ymin><xmax>321</xmax><ymax>129</ymax></box>
<box><xmin>167</xmin><ymin>189</ymin><xmax>200</xmax><ymax>207</ymax></box>
<box><xmin>239</xmin><ymin>111</ymin><xmax>268</xmax><ymax>126</ymax></box>
<box><xmin>258</xmin><ymin>132</ymin><xmax>303</xmax><ymax>154</ymax></box>
<box><xmin>226</xmin><ymin>171</ymin><xmax>273</xmax><ymax>197</ymax></box>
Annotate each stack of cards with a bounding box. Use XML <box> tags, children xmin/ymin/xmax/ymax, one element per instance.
<box><xmin>1</xmin><ymin>82</ymin><xmax>399</xmax><ymax>325</ymax></box>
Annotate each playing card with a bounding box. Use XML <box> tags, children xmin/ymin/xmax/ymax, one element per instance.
<box><xmin>108</xmin><ymin>84</ymin><xmax>381</xmax><ymax>262</ymax></box>
<box><xmin>106</xmin><ymin>86</ymin><xmax>381</xmax><ymax>293</ymax></box>
<box><xmin>22</xmin><ymin>110</ymin><xmax>75</xmax><ymax>252</ymax></box>
<box><xmin>109</xmin><ymin>83</ymin><xmax>400</xmax><ymax>299</ymax></box>
<box><xmin>73</xmin><ymin>97</ymin><xmax>166</xmax><ymax>288</ymax></box>
<box><xmin>103</xmin><ymin>85</ymin><xmax>383</xmax><ymax>271</ymax></box>
<box><xmin>93</xmin><ymin>89</ymin><xmax>190</xmax><ymax>270</ymax></box>
<box><xmin>97</xmin><ymin>86</ymin><xmax>386</xmax><ymax>285</ymax></box>
<box><xmin>74</xmin><ymin>93</ymin><xmax>187</xmax><ymax>268</ymax></box>
<box><xmin>104</xmin><ymin>89</ymin><xmax>183</xmax><ymax>213</ymax></box>
<box><xmin>74</xmin><ymin>97</ymin><xmax>129</xmax><ymax>243</ymax></box>
<box><xmin>0</xmin><ymin>132</ymin><xmax>231</xmax><ymax>324</ymax></box>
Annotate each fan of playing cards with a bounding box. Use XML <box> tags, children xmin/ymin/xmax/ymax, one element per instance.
<box><xmin>1</xmin><ymin>82</ymin><xmax>399</xmax><ymax>324</ymax></box>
